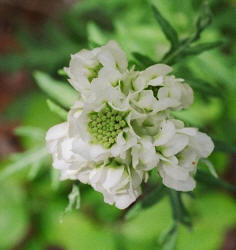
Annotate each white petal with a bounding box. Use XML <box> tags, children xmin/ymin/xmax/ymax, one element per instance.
<box><xmin>162</xmin><ymin>134</ymin><xmax>189</xmax><ymax>157</ymax></box>
<box><xmin>103</xmin><ymin>167</ymin><xmax>124</xmax><ymax>191</ymax></box>
<box><xmin>190</xmin><ymin>132</ymin><xmax>214</xmax><ymax>158</ymax></box>
<box><xmin>159</xmin><ymin>169</ymin><xmax>196</xmax><ymax>191</ymax></box>
<box><xmin>177</xmin><ymin>127</ymin><xmax>197</xmax><ymax>136</ymax></box>
<box><xmin>154</xmin><ymin>120</ymin><xmax>176</xmax><ymax>146</ymax></box>
<box><xmin>72</xmin><ymin>138</ymin><xmax>108</xmax><ymax>161</ymax></box>
<box><xmin>46</xmin><ymin>122</ymin><xmax>67</xmax><ymax>141</ymax></box>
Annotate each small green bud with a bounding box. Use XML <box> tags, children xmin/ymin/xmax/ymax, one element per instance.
<box><xmin>115</xmin><ymin>124</ymin><xmax>120</xmax><ymax>130</ymax></box>
<box><xmin>120</xmin><ymin>120</ymin><xmax>126</xmax><ymax>127</ymax></box>
<box><xmin>116</xmin><ymin>115</ymin><xmax>122</xmax><ymax>122</ymax></box>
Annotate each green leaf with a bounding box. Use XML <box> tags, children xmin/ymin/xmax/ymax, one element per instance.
<box><xmin>200</xmin><ymin>159</ymin><xmax>218</xmax><ymax>178</ymax></box>
<box><xmin>0</xmin><ymin>147</ymin><xmax>48</xmax><ymax>181</ymax></box>
<box><xmin>193</xmin><ymin>2</ymin><xmax>212</xmax><ymax>42</ymax></box>
<box><xmin>14</xmin><ymin>126</ymin><xmax>45</xmax><ymax>140</ymax></box>
<box><xmin>0</xmin><ymin>182</ymin><xmax>29</xmax><ymax>249</ymax></box>
<box><xmin>28</xmin><ymin>161</ymin><xmax>42</xmax><ymax>180</ymax></box>
<box><xmin>47</xmin><ymin>99</ymin><xmax>68</xmax><ymax>120</ymax></box>
<box><xmin>132</xmin><ymin>52</ymin><xmax>155</xmax><ymax>69</ymax></box>
<box><xmin>125</xmin><ymin>185</ymin><xmax>167</xmax><ymax>220</ymax></box>
<box><xmin>152</xmin><ymin>5</ymin><xmax>179</xmax><ymax>49</ymax></box>
<box><xmin>196</xmin><ymin>169</ymin><xmax>235</xmax><ymax>191</ymax></box>
<box><xmin>186</xmin><ymin>77</ymin><xmax>223</xmax><ymax>100</ymax></box>
<box><xmin>33</xmin><ymin>71</ymin><xmax>77</xmax><ymax>109</ymax></box>
<box><xmin>168</xmin><ymin>190</ymin><xmax>192</xmax><ymax>228</ymax></box>
<box><xmin>51</xmin><ymin>168</ymin><xmax>61</xmax><ymax>190</ymax></box>
<box><xmin>158</xmin><ymin>224</ymin><xmax>178</xmax><ymax>250</ymax></box>
<box><xmin>182</xmin><ymin>41</ymin><xmax>223</xmax><ymax>57</ymax></box>
<box><xmin>213</xmin><ymin>139</ymin><xmax>236</xmax><ymax>153</ymax></box>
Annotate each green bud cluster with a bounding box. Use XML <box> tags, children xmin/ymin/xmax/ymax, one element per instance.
<box><xmin>88</xmin><ymin>106</ymin><xmax>127</xmax><ymax>148</ymax></box>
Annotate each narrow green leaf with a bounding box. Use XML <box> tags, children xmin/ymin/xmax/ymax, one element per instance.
<box><xmin>47</xmin><ymin>99</ymin><xmax>68</xmax><ymax>120</ymax></box>
<box><xmin>28</xmin><ymin>161</ymin><xmax>42</xmax><ymax>180</ymax></box>
<box><xmin>0</xmin><ymin>147</ymin><xmax>48</xmax><ymax>181</ymax></box>
<box><xmin>196</xmin><ymin>169</ymin><xmax>235</xmax><ymax>191</ymax></box>
<box><xmin>186</xmin><ymin>78</ymin><xmax>223</xmax><ymax>100</ymax></box>
<box><xmin>159</xmin><ymin>224</ymin><xmax>178</xmax><ymax>250</ymax></box>
<box><xmin>193</xmin><ymin>2</ymin><xmax>212</xmax><ymax>42</ymax></box>
<box><xmin>33</xmin><ymin>71</ymin><xmax>77</xmax><ymax>108</ymax></box>
<box><xmin>51</xmin><ymin>168</ymin><xmax>61</xmax><ymax>190</ymax></box>
<box><xmin>152</xmin><ymin>5</ymin><xmax>179</xmax><ymax>49</ymax></box>
<box><xmin>213</xmin><ymin>139</ymin><xmax>236</xmax><ymax>153</ymax></box>
<box><xmin>125</xmin><ymin>185</ymin><xmax>167</xmax><ymax>220</ymax></box>
<box><xmin>182</xmin><ymin>41</ymin><xmax>223</xmax><ymax>57</ymax></box>
<box><xmin>14</xmin><ymin>126</ymin><xmax>45</xmax><ymax>140</ymax></box>
<box><xmin>200</xmin><ymin>159</ymin><xmax>218</xmax><ymax>178</ymax></box>
<box><xmin>132</xmin><ymin>52</ymin><xmax>155</xmax><ymax>69</ymax></box>
<box><xmin>169</xmin><ymin>190</ymin><xmax>192</xmax><ymax>228</ymax></box>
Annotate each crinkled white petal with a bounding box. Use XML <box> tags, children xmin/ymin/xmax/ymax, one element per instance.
<box><xmin>72</xmin><ymin>138</ymin><xmax>108</xmax><ymax>161</ymax></box>
<box><xmin>133</xmin><ymin>64</ymin><xmax>172</xmax><ymax>91</ymax></box>
<box><xmin>159</xmin><ymin>165</ymin><xmax>196</xmax><ymax>191</ymax></box>
<box><xmin>131</xmin><ymin>138</ymin><xmax>159</xmax><ymax>171</ymax></box>
<box><xmin>154</xmin><ymin>120</ymin><xmax>176</xmax><ymax>146</ymax></box>
<box><xmin>190</xmin><ymin>131</ymin><xmax>214</xmax><ymax>158</ymax></box>
<box><xmin>162</xmin><ymin>134</ymin><xmax>189</xmax><ymax>157</ymax></box>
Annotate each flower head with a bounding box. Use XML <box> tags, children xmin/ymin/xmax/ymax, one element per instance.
<box><xmin>46</xmin><ymin>40</ymin><xmax>214</xmax><ymax>209</ymax></box>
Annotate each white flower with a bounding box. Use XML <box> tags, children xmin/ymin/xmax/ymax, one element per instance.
<box><xmin>155</xmin><ymin>119</ymin><xmax>214</xmax><ymax>191</ymax></box>
<box><xmin>64</xmin><ymin>40</ymin><xmax>128</xmax><ymax>101</ymax></box>
<box><xmin>46</xmin><ymin>40</ymin><xmax>215</xmax><ymax>208</ymax></box>
<box><xmin>132</xmin><ymin>64</ymin><xmax>193</xmax><ymax>112</ymax></box>
<box><xmin>157</xmin><ymin>76</ymin><xmax>193</xmax><ymax>110</ymax></box>
<box><xmin>133</xmin><ymin>64</ymin><xmax>172</xmax><ymax>91</ymax></box>
<box><xmin>89</xmin><ymin>160</ymin><xmax>143</xmax><ymax>209</ymax></box>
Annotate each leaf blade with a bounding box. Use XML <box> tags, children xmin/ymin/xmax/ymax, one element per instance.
<box><xmin>33</xmin><ymin>71</ymin><xmax>77</xmax><ymax>108</ymax></box>
<box><xmin>152</xmin><ymin>5</ymin><xmax>179</xmax><ymax>49</ymax></box>
<box><xmin>47</xmin><ymin>99</ymin><xmax>68</xmax><ymax>120</ymax></box>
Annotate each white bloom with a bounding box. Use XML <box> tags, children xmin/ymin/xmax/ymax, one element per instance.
<box><xmin>64</xmin><ymin>40</ymin><xmax>128</xmax><ymax>101</ymax></box>
<box><xmin>132</xmin><ymin>64</ymin><xmax>193</xmax><ymax>112</ymax></box>
<box><xmin>156</xmin><ymin>119</ymin><xmax>214</xmax><ymax>191</ymax></box>
<box><xmin>46</xmin><ymin>40</ymin><xmax>214</xmax><ymax>208</ymax></box>
<box><xmin>133</xmin><ymin>64</ymin><xmax>172</xmax><ymax>91</ymax></box>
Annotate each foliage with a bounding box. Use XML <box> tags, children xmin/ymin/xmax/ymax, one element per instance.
<box><xmin>0</xmin><ymin>0</ymin><xmax>235</xmax><ymax>249</ymax></box>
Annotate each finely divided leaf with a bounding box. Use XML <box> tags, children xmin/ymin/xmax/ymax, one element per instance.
<box><xmin>0</xmin><ymin>147</ymin><xmax>48</xmax><ymax>181</ymax></box>
<box><xmin>196</xmin><ymin>169</ymin><xmax>235</xmax><ymax>191</ymax></box>
<box><xmin>14</xmin><ymin>126</ymin><xmax>45</xmax><ymax>140</ymax></box>
<box><xmin>169</xmin><ymin>190</ymin><xmax>192</xmax><ymax>228</ymax></box>
<box><xmin>182</xmin><ymin>41</ymin><xmax>223</xmax><ymax>57</ymax></box>
<box><xmin>213</xmin><ymin>139</ymin><xmax>236</xmax><ymax>153</ymax></box>
<box><xmin>47</xmin><ymin>99</ymin><xmax>68</xmax><ymax>120</ymax></box>
<box><xmin>34</xmin><ymin>71</ymin><xmax>77</xmax><ymax>108</ymax></box>
<box><xmin>152</xmin><ymin>5</ymin><xmax>179</xmax><ymax>49</ymax></box>
<box><xmin>132</xmin><ymin>52</ymin><xmax>155</xmax><ymax>69</ymax></box>
<box><xmin>125</xmin><ymin>185</ymin><xmax>167</xmax><ymax>220</ymax></box>
<box><xmin>158</xmin><ymin>224</ymin><xmax>178</xmax><ymax>250</ymax></box>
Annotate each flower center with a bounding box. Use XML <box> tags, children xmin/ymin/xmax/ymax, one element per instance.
<box><xmin>88</xmin><ymin>106</ymin><xmax>127</xmax><ymax>148</ymax></box>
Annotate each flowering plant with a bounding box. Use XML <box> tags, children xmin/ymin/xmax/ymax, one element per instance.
<box><xmin>46</xmin><ymin>40</ymin><xmax>214</xmax><ymax>209</ymax></box>
<box><xmin>1</xmin><ymin>2</ymin><xmax>235</xmax><ymax>249</ymax></box>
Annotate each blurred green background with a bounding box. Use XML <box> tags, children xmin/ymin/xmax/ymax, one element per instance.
<box><xmin>0</xmin><ymin>0</ymin><xmax>236</xmax><ymax>249</ymax></box>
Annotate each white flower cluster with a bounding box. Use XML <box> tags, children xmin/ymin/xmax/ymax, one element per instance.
<box><xmin>46</xmin><ymin>41</ymin><xmax>214</xmax><ymax>209</ymax></box>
